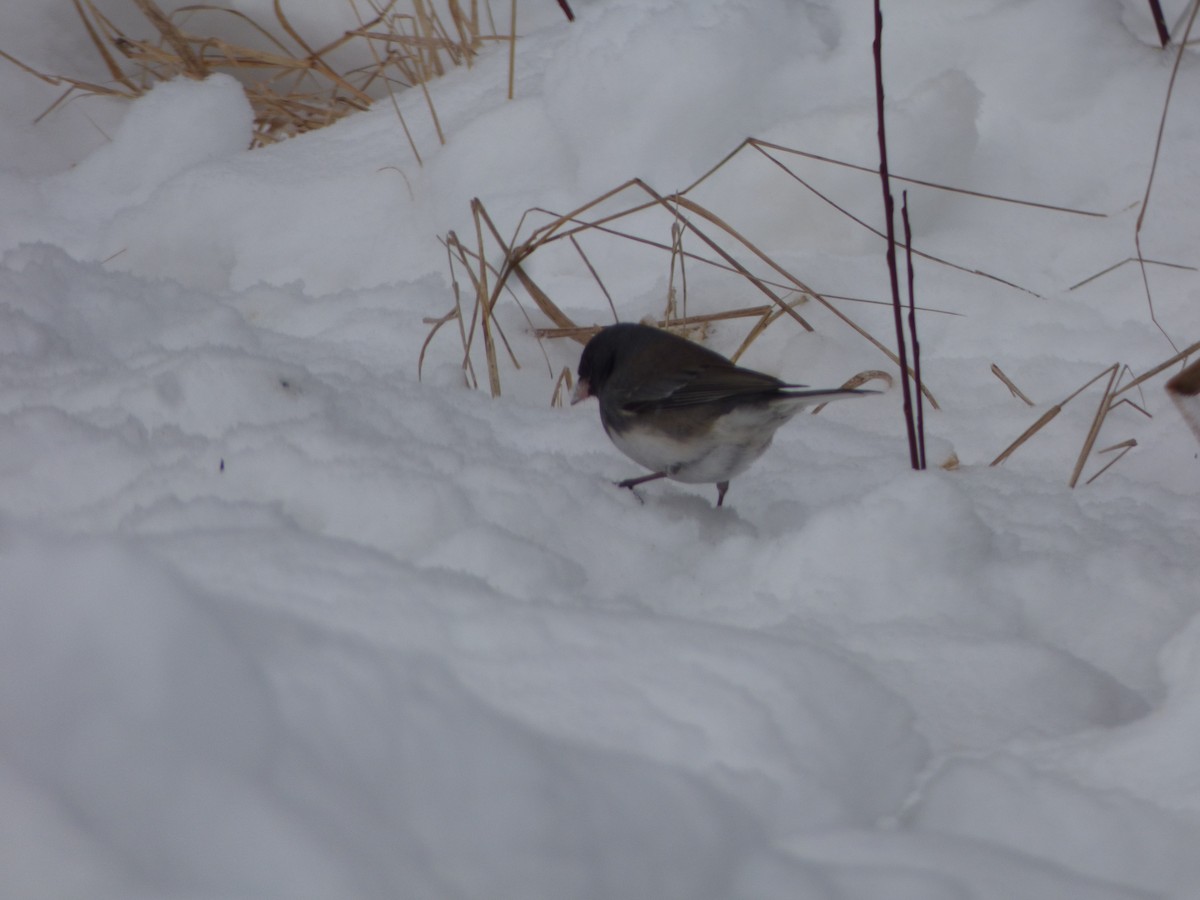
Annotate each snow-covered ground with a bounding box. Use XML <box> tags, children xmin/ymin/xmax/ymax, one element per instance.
<box><xmin>2</xmin><ymin>0</ymin><xmax>1199</xmax><ymax>897</ymax></box>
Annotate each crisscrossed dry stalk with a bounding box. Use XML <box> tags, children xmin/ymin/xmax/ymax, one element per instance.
<box><xmin>427</xmin><ymin>132</ymin><xmax>1198</xmax><ymax>485</ymax></box>
<box><xmin>991</xmin><ymin>338</ymin><xmax>1200</xmax><ymax>485</ymax></box>
<box><xmin>423</xmin><ymin>136</ymin><xmax>1111</xmax><ymax>406</ymax></box>
<box><xmin>0</xmin><ymin>0</ymin><xmax>505</xmax><ymax>150</ymax></box>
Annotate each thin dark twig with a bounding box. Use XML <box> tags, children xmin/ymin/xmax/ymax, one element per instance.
<box><xmin>523</xmin><ymin>206</ymin><xmax>962</xmax><ymax>315</ymax></box>
<box><xmin>874</xmin><ymin>1</ymin><xmax>920</xmax><ymax>470</ymax></box>
<box><xmin>1134</xmin><ymin>0</ymin><xmax>1199</xmax><ymax>351</ymax></box>
<box><xmin>568</xmin><ymin>234</ymin><xmax>618</xmax><ymax>323</ymax></box>
<box><xmin>1147</xmin><ymin>0</ymin><xmax>1171</xmax><ymax>46</ymax></box>
<box><xmin>902</xmin><ymin>192</ymin><xmax>926</xmax><ymax>469</ymax></box>
<box><xmin>752</xmin><ymin>143</ymin><xmax>1042</xmax><ymax>298</ymax></box>
<box><xmin>750</xmin><ymin>139</ymin><xmax>1108</xmax><ymax>218</ymax></box>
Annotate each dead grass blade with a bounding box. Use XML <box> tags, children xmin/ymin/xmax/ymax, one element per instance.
<box><xmin>1085</xmin><ymin>439</ymin><xmax>1138</xmax><ymax>485</ymax></box>
<box><xmin>569</xmin><ymin>235</ymin><xmax>618</xmax><ymax>324</ymax></box>
<box><xmin>534</xmin><ymin>305</ymin><xmax>780</xmax><ymax>342</ymax></box>
<box><xmin>551</xmin><ymin>366</ymin><xmax>575</xmax><ymax>407</ymax></box>
<box><xmin>745</xmin><ymin>139</ymin><xmax>1108</xmax><ymax>218</ymax></box>
<box><xmin>729</xmin><ymin>295</ymin><xmax>807</xmax><ymax>364</ymax></box>
<box><xmin>74</xmin><ymin>0</ymin><xmax>140</xmax><ymax>90</ymax></box>
<box><xmin>133</xmin><ymin>0</ymin><xmax>206</xmax><ymax>77</ymax></box>
<box><xmin>1069</xmin><ymin>364</ymin><xmax>1121</xmax><ymax>487</ymax></box>
<box><xmin>1132</xmin><ymin>0</ymin><xmax>1199</xmax><ymax>351</ymax></box>
<box><xmin>430</xmin><ymin>167</ymin><xmax>946</xmax><ymax>409</ymax></box>
<box><xmin>750</xmin><ymin>140</ymin><xmax>1043</xmax><ymax>299</ymax></box>
<box><xmin>665</xmin><ymin>219</ymin><xmax>689</xmax><ymax>322</ymax></box>
<box><xmin>1067</xmin><ymin>256</ymin><xmax>1197</xmax><ymax>292</ymax></box>
<box><xmin>1112</xmin><ymin>337</ymin><xmax>1200</xmax><ymax>398</ymax></box>
<box><xmin>811</xmin><ymin>370</ymin><xmax>894</xmax><ymax>414</ymax></box>
<box><xmin>991</xmin><ymin>364</ymin><xmax>1034</xmax><ymax>406</ymax></box>
<box><xmin>991</xmin><ymin>364</ymin><xmax>1118</xmax><ymax>468</ymax></box>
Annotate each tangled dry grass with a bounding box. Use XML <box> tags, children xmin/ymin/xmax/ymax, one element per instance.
<box><xmin>0</xmin><ymin>0</ymin><xmax>509</xmax><ymax>152</ymax></box>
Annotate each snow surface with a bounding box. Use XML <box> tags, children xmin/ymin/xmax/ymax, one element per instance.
<box><xmin>1</xmin><ymin>0</ymin><xmax>1199</xmax><ymax>897</ymax></box>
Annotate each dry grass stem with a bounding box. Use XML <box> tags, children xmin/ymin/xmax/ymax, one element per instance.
<box><xmin>1132</xmin><ymin>0</ymin><xmax>1200</xmax><ymax>351</ymax></box>
<box><xmin>1069</xmin><ymin>364</ymin><xmax>1121</xmax><ymax>487</ymax></box>
<box><xmin>1085</xmin><ymin>439</ymin><xmax>1138</xmax><ymax>485</ymax></box>
<box><xmin>729</xmin><ymin>296</ymin><xmax>808</xmax><ymax>364</ymax></box>
<box><xmin>811</xmin><ymin>370</ymin><xmax>894</xmax><ymax>415</ymax></box>
<box><xmin>665</xmin><ymin>220</ymin><xmax>690</xmax><ymax>322</ymax></box>
<box><xmin>534</xmin><ymin>305</ymin><xmax>780</xmax><ymax>342</ymax></box>
<box><xmin>1113</xmin><ymin>337</ymin><xmax>1200</xmax><ymax>397</ymax></box>
<box><xmin>990</xmin><ymin>407</ymin><xmax>1064</xmax><ymax>468</ymax></box>
<box><xmin>1067</xmin><ymin>257</ymin><xmax>1197</xmax><ymax>292</ymax></box>
<box><xmin>739</xmin><ymin>139</ymin><xmax>1108</xmax><ymax>218</ymax></box>
<box><xmin>991</xmin><ymin>364</ymin><xmax>1035</xmax><ymax>405</ymax></box>
<box><xmin>550</xmin><ymin>366</ymin><xmax>575</xmax><ymax>407</ymax></box>
<box><xmin>568</xmin><ymin>235</ymin><xmax>618</xmax><ymax>324</ymax></box>
<box><xmin>749</xmin><ymin>140</ymin><xmax>1044</xmax><ymax>298</ymax></box>
<box><xmin>990</xmin><ymin>364</ymin><xmax>1119</xmax><ymax>468</ymax></box>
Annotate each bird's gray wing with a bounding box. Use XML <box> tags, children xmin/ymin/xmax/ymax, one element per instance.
<box><xmin>619</xmin><ymin>364</ymin><xmax>790</xmax><ymax>410</ymax></box>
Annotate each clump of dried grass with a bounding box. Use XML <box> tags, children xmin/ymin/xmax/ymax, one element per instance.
<box><xmin>425</xmin><ymin>125</ymin><xmax>1198</xmax><ymax>485</ymax></box>
<box><xmin>990</xmin><ymin>338</ymin><xmax>1200</xmax><ymax>484</ymax></box>
<box><xmin>422</xmin><ymin>135</ymin><xmax>1106</xmax><ymax>404</ymax></box>
<box><xmin>0</xmin><ymin>0</ymin><xmax>509</xmax><ymax>151</ymax></box>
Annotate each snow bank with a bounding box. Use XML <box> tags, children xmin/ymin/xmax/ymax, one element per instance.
<box><xmin>2</xmin><ymin>0</ymin><xmax>1199</xmax><ymax>896</ymax></box>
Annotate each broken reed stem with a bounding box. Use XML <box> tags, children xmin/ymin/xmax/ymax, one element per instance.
<box><xmin>873</xmin><ymin>1</ymin><xmax>920</xmax><ymax>471</ymax></box>
<box><xmin>990</xmin><ymin>364</ymin><xmax>1119</xmax><ymax>468</ymax></box>
<box><xmin>1085</xmin><ymin>439</ymin><xmax>1138</xmax><ymax>485</ymax></box>
<box><xmin>989</xmin><ymin>408</ymin><xmax>1063</xmax><ymax>468</ymax></box>
<box><xmin>991</xmin><ymin>364</ymin><xmax>1035</xmax><ymax>405</ymax></box>
<box><xmin>1069</xmin><ymin>365</ymin><xmax>1121</xmax><ymax>488</ymax></box>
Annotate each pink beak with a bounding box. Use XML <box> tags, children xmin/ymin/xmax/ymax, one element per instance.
<box><xmin>570</xmin><ymin>378</ymin><xmax>591</xmax><ymax>405</ymax></box>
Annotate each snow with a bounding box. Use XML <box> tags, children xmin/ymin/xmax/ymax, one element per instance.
<box><xmin>1</xmin><ymin>0</ymin><xmax>1199</xmax><ymax>897</ymax></box>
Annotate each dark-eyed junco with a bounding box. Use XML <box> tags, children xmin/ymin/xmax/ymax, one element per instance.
<box><xmin>571</xmin><ymin>322</ymin><xmax>875</xmax><ymax>506</ymax></box>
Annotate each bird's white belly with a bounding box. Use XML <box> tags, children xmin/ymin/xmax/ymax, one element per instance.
<box><xmin>606</xmin><ymin>407</ymin><xmax>783</xmax><ymax>484</ymax></box>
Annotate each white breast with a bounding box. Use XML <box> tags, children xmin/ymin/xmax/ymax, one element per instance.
<box><xmin>606</xmin><ymin>404</ymin><xmax>794</xmax><ymax>484</ymax></box>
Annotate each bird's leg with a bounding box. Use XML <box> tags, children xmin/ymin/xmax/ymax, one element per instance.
<box><xmin>716</xmin><ymin>481</ymin><xmax>730</xmax><ymax>507</ymax></box>
<box><xmin>616</xmin><ymin>471</ymin><xmax>667</xmax><ymax>492</ymax></box>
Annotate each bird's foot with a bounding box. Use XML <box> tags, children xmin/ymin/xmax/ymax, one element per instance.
<box><xmin>615</xmin><ymin>472</ymin><xmax>667</xmax><ymax>503</ymax></box>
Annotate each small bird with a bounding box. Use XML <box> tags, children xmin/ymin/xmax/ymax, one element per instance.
<box><xmin>571</xmin><ymin>322</ymin><xmax>875</xmax><ymax>506</ymax></box>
